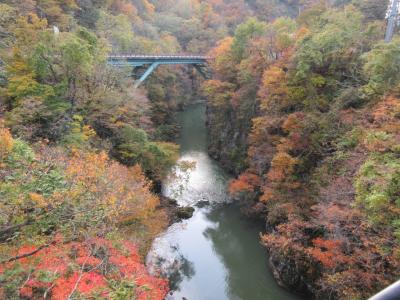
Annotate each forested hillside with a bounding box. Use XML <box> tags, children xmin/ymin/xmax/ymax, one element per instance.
<box><xmin>204</xmin><ymin>0</ymin><xmax>399</xmax><ymax>299</ymax></box>
<box><xmin>0</xmin><ymin>0</ymin><xmax>306</xmax><ymax>299</ymax></box>
<box><xmin>0</xmin><ymin>0</ymin><xmax>397</xmax><ymax>299</ymax></box>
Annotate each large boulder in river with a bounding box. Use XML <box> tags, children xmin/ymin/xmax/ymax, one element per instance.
<box><xmin>177</xmin><ymin>206</ymin><xmax>195</xmax><ymax>219</ymax></box>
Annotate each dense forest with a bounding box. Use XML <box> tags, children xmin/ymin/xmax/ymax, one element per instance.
<box><xmin>206</xmin><ymin>1</ymin><xmax>399</xmax><ymax>299</ymax></box>
<box><xmin>0</xmin><ymin>0</ymin><xmax>398</xmax><ymax>299</ymax></box>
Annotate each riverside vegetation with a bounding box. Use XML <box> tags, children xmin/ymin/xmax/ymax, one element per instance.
<box><xmin>0</xmin><ymin>0</ymin><xmax>398</xmax><ymax>299</ymax></box>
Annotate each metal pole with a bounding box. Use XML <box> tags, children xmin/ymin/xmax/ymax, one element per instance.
<box><xmin>385</xmin><ymin>0</ymin><xmax>399</xmax><ymax>43</ymax></box>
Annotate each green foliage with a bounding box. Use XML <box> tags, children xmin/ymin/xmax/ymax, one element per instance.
<box><xmin>0</xmin><ymin>127</ymin><xmax>168</xmax><ymax>252</ymax></box>
<box><xmin>142</xmin><ymin>141</ymin><xmax>180</xmax><ymax>180</ymax></box>
<box><xmin>365</xmin><ymin>131</ymin><xmax>392</xmax><ymax>146</ymax></box>
<box><xmin>0</xmin><ymin>264</ymin><xmax>31</xmax><ymax>299</ymax></box>
<box><xmin>115</xmin><ymin>125</ymin><xmax>149</xmax><ymax>163</ymax></box>
<box><xmin>337</xmin><ymin>127</ymin><xmax>363</xmax><ymax>150</ymax></box>
<box><xmin>108</xmin><ymin>279</ymin><xmax>137</xmax><ymax>299</ymax></box>
<box><xmin>355</xmin><ymin>153</ymin><xmax>400</xmax><ymax>232</ymax></box>
<box><xmin>6</xmin><ymin>139</ymin><xmax>36</xmax><ymax>164</ymax></box>
<box><xmin>60</xmin><ymin>115</ymin><xmax>91</xmax><ymax>147</ymax></box>
<box><xmin>205</xmin><ymin>2</ymin><xmax>400</xmax><ymax>298</ymax></box>
<box><xmin>96</xmin><ymin>11</ymin><xmax>135</xmax><ymax>52</ymax></box>
<box><xmin>0</xmin><ymin>4</ymin><xmax>17</xmax><ymax>48</ymax></box>
<box><xmin>202</xmin><ymin>80</ymin><xmax>235</xmax><ymax>108</ymax></box>
<box><xmin>362</xmin><ymin>38</ymin><xmax>400</xmax><ymax>96</ymax></box>
<box><xmin>295</xmin><ymin>5</ymin><xmax>363</xmax><ymax>82</ymax></box>
<box><xmin>231</xmin><ymin>18</ymin><xmax>266</xmax><ymax>62</ymax></box>
<box><xmin>113</xmin><ymin>124</ymin><xmax>179</xmax><ymax>181</ymax></box>
<box><xmin>3</xmin><ymin>14</ymin><xmax>109</xmax><ymax>140</ymax></box>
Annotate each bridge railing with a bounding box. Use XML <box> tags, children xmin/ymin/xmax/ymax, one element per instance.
<box><xmin>108</xmin><ymin>54</ymin><xmax>212</xmax><ymax>60</ymax></box>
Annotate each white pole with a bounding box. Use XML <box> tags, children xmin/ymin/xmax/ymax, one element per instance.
<box><xmin>385</xmin><ymin>0</ymin><xmax>399</xmax><ymax>42</ymax></box>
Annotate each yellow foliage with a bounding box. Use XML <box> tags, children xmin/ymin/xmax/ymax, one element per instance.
<box><xmin>29</xmin><ymin>193</ymin><xmax>47</xmax><ymax>208</ymax></box>
<box><xmin>267</xmin><ymin>151</ymin><xmax>298</xmax><ymax>182</ymax></box>
<box><xmin>13</xmin><ymin>14</ymin><xmax>48</xmax><ymax>53</ymax></box>
<box><xmin>0</xmin><ymin>126</ymin><xmax>14</xmax><ymax>161</ymax></box>
<box><xmin>258</xmin><ymin>66</ymin><xmax>288</xmax><ymax>112</ymax></box>
<box><xmin>82</xmin><ymin>125</ymin><xmax>96</xmax><ymax>141</ymax></box>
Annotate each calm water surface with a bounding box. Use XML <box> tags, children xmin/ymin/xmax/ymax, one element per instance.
<box><xmin>146</xmin><ymin>103</ymin><xmax>300</xmax><ymax>300</ymax></box>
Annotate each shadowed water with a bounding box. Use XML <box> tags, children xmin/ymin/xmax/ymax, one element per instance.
<box><xmin>146</xmin><ymin>103</ymin><xmax>301</xmax><ymax>300</ymax></box>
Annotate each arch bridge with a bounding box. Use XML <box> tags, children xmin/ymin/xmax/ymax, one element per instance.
<box><xmin>107</xmin><ymin>55</ymin><xmax>211</xmax><ymax>88</ymax></box>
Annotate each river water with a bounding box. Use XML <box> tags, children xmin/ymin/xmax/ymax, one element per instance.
<box><xmin>146</xmin><ymin>103</ymin><xmax>300</xmax><ymax>300</ymax></box>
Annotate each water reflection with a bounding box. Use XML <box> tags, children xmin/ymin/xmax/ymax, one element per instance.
<box><xmin>203</xmin><ymin>205</ymin><xmax>300</xmax><ymax>300</ymax></box>
<box><xmin>151</xmin><ymin>246</ymin><xmax>195</xmax><ymax>292</ymax></box>
<box><xmin>163</xmin><ymin>151</ymin><xmax>229</xmax><ymax>206</ymax></box>
<box><xmin>146</xmin><ymin>103</ymin><xmax>301</xmax><ymax>300</ymax></box>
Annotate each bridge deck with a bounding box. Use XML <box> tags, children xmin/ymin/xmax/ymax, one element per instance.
<box><xmin>108</xmin><ymin>55</ymin><xmax>210</xmax><ymax>59</ymax></box>
<box><xmin>108</xmin><ymin>55</ymin><xmax>210</xmax><ymax>67</ymax></box>
<box><xmin>107</xmin><ymin>54</ymin><xmax>211</xmax><ymax>87</ymax></box>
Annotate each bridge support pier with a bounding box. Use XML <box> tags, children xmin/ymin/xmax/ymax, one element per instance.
<box><xmin>134</xmin><ymin>62</ymin><xmax>160</xmax><ymax>88</ymax></box>
<box><xmin>194</xmin><ymin>65</ymin><xmax>208</xmax><ymax>79</ymax></box>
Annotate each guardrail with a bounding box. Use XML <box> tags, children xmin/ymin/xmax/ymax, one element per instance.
<box><xmin>369</xmin><ymin>280</ymin><xmax>400</xmax><ymax>300</ymax></box>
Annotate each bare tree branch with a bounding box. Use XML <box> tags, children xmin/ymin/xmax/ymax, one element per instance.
<box><xmin>0</xmin><ymin>241</ymin><xmax>55</xmax><ymax>264</ymax></box>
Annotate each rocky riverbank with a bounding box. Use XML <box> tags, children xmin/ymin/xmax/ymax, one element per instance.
<box><xmin>158</xmin><ymin>195</ymin><xmax>195</xmax><ymax>225</ymax></box>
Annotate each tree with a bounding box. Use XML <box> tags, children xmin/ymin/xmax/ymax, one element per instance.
<box><xmin>96</xmin><ymin>11</ymin><xmax>135</xmax><ymax>52</ymax></box>
<box><xmin>231</xmin><ymin>18</ymin><xmax>266</xmax><ymax>62</ymax></box>
<box><xmin>362</xmin><ymin>38</ymin><xmax>400</xmax><ymax>96</ymax></box>
<box><xmin>36</xmin><ymin>0</ymin><xmax>78</xmax><ymax>30</ymax></box>
<box><xmin>113</xmin><ymin>124</ymin><xmax>179</xmax><ymax>181</ymax></box>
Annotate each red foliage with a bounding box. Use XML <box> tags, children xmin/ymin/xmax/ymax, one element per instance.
<box><xmin>309</xmin><ymin>238</ymin><xmax>349</xmax><ymax>269</ymax></box>
<box><xmin>51</xmin><ymin>272</ymin><xmax>107</xmax><ymax>299</ymax></box>
<box><xmin>1</xmin><ymin>238</ymin><xmax>168</xmax><ymax>300</ymax></box>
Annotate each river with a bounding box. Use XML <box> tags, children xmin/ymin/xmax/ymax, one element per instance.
<box><xmin>146</xmin><ymin>103</ymin><xmax>301</xmax><ymax>300</ymax></box>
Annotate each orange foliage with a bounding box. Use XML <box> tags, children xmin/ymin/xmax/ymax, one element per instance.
<box><xmin>282</xmin><ymin>112</ymin><xmax>305</xmax><ymax>133</ymax></box>
<box><xmin>362</xmin><ymin>95</ymin><xmax>400</xmax><ymax>152</ymax></box>
<box><xmin>295</xmin><ymin>26</ymin><xmax>310</xmax><ymax>40</ymax></box>
<box><xmin>0</xmin><ymin>126</ymin><xmax>14</xmax><ymax>161</ymax></box>
<box><xmin>229</xmin><ymin>173</ymin><xmax>261</xmax><ymax>196</ymax></box>
<box><xmin>260</xmin><ymin>186</ymin><xmax>274</xmax><ymax>202</ymax></box>
<box><xmin>65</xmin><ymin>150</ymin><xmax>164</xmax><ymax>229</ymax></box>
<box><xmin>110</xmin><ymin>0</ymin><xmax>138</xmax><ymax>20</ymax></box>
<box><xmin>208</xmin><ymin>37</ymin><xmax>235</xmax><ymax>78</ymax></box>
<box><xmin>139</xmin><ymin>0</ymin><xmax>155</xmax><ymax>14</ymax></box>
<box><xmin>371</xmin><ymin>95</ymin><xmax>400</xmax><ymax>126</ymax></box>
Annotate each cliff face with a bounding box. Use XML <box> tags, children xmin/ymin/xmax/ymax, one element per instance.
<box><xmin>206</xmin><ymin>94</ymin><xmax>256</xmax><ymax>175</ymax></box>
